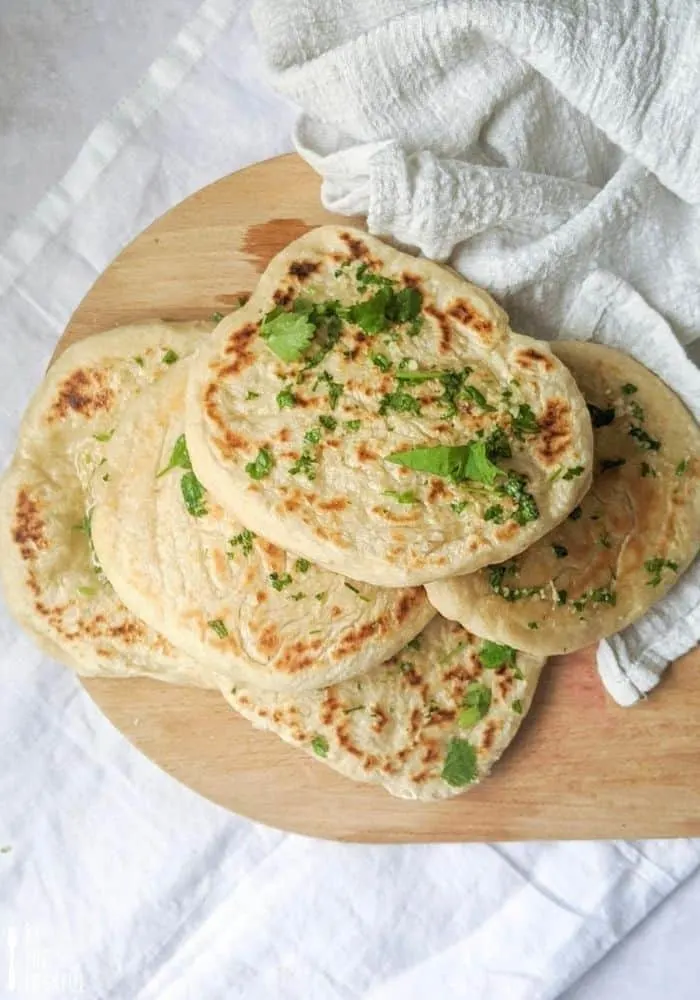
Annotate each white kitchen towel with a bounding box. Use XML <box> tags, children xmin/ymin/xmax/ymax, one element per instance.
<box><xmin>2</xmin><ymin>3</ymin><xmax>700</xmax><ymax>999</ymax></box>
<box><xmin>252</xmin><ymin>0</ymin><xmax>700</xmax><ymax>704</ymax></box>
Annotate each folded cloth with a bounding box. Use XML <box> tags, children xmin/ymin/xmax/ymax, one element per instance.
<box><xmin>252</xmin><ymin>0</ymin><xmax>700</xmax><ymax>704</ymax></box>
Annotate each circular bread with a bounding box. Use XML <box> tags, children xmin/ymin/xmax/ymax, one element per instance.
<box><xmin>426</xmin><ymin>342</ymin><xmax>700</xmax><ymax>655</ymax></box>
<box><xmin>220</xmin><ymin>615</ymin><xmax>546</xmax><ymax>800</ymax></box>
<box><xmin>186</xmin><ymin>226</ymin><xmax>593</xmax><ymax>586</ymax></box>
<box><xmin>90</xmin><ymin>362</ymin><xmax>434</xmax><ymax>692</ymax></box>
<box><xmin>0</xmin><ymin>321</ymin><xmax>216</xmax><ymax>686</ymax></box>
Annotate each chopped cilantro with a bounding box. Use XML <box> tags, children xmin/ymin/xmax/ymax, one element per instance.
<box><xmin>228</xmin><ymin>529</ymin><xmax>255</xmax><ymax>557</ymax></box>
<box><xmin>598</xmin><ymin>532</ymin><xmax>612</xmax><ymax>549</ymax></box>
<box><xmin>587</xmin><ymin>403</ymin><xmax>616</xmax><ymax>428</ymax></box>
<box><xmin>451</xmin><ymin>500</ymin><xmax>469</xmax><ymax>514</ymax></box>
<box><xmin>371</xmin><ymin>353</ymin><xmax>392</xmax><ymax>372</ymax></box>
<box><xmin>600</xmin><ymin>458</ymin><xmax>626</xmax><ymax>472</ymax></box>
<box><xmin>563</xmin><ymin>465</ymin><xmax>585</xmax><ymax>480</ymax></box>
<box><xmin>568</xmin><ymin>506</ymin><xmax>582</xmax><ymax>521</ymax></box>
<box><xmin>261</xmin><ymin>309</ymin><xmax>315</xmax><ymax>362</ymax></box>
<box><xmin>458</xmin><ymin>682</ymin><xmax>492</xmax><ymax>729</ymax></box>
<box><xmin>383</xmin><ymin>489</ymin><xmax>418</xmax><ymax>504</ymax></box>
<box><xmin>622</xmin><ymin>383</ymin><xmax>638</xmax><ymax>395</ymax></box>
<box><xmin>289</xmin><ymin>451</ymin><xmax>317</xmax><ymax>480</ymax></box>
<box><xmin>484</xmin><ymin>427</ymin><xmax>512</xmax><ymax>461</ymax></box>
<box><xmin>210</xmin><ymin>311</ymin><xmax>224</xmax><ymax>322</ymax></box>
<box><xmin>77</xmin><ymin>586</ymin><xmax>97</xmax><ymax>597</ymax></box>
<box><xmin>511</xmin><ymin>403</ymin><xmax>539</xmax><ymax>439</ymax></box>
<box><xmin>378</xmin><ymin>390</ymin><xmax>421</xmax><ymax>417</ymax></box>
<box><xmin>463</xmin><ymin>384</ymin><xmax>495</xmax><ymax>411</ymax></box>
<box><xmin>246</xmin><ymin>448</ymin><xmax>274</xmax><ymax>481</ymax></box>
<box><xmin>395</xmin><ymin>368</ymin><xmax>445</xmax><ymax>383</ymax></box>
<box><xmin>552</xmin><ymin>544</ymin><xmax>568</xmax><ymax>559</ymax></box>
<box><xmin>208</xmin><ymin>619</ymin><xmax>229</xmax><ymax>639</ymax></box>
<box><xmin>479</xmin><ymin>640</ymin><xmax>517</xmax><ymax>670</ymax></box>
<box><xmin>269</xmin><ymin>572</ymin><xmax>293</xmax><ymax>591</ymax></box>
<box><xmin>630</xmin><ymin>400</ymin><xmax>645</xmax><ymax>421</ymax></box>
<box><xmin>180</xmin><ymin>472</ymin><xmax>207</xmax><ymax>517</ymax></box>
<box><xmin>245</xmin><ymin>390</ymin><xmax>260</xmax><ymax>400</ymax></box>
<box><xmin>527</xmin><ymin>622</ymin><xmax>539</xmax><ymax>630</ymax></box>
<box><xmin>439</xmin><ymin>369</ymin><xmax>469</xmax><ymax>417</ymax></box>
<box><xmin>488</xmin><ymin>563</ymin><xmax>543</xmax><ymax>602</ymax></box>
<box><xmin>497</xmin><ymin>471</ymin><xmax>539</xmax><ymax>525</ymax></box>
<box><xmin>314</xmin><ymin>371</ymin><xmax>343</xmax><ymax>409</ymax></box>
<box><xmin>276</xmin><ymin>385</ymin><xmax>296</xmax><ymax>409</ymax></box>
<box><xmin>345</xmin><ymin>420</ymin><xmax>361</xmax><ymax>432</ymax></box>
<box><xmin>676</xmin><ymin>459</ymin><xmax>689</xmax><ymax>476</ymax></box>
<box><xmin>641</xmin><ymin>461</ymin><xmax>657</xmax><ymax>478</ymax></box>
<box><xmin>557</xmin><ymin>589</ymin><xmax>568</xmax><ymax>606</ymax></box>
<box><xmin>162</xmin><ymin>348</ymin><xmax>179</xmax><ymax>365</ymax></box>
<box><xmin>295</xmin><ymin>558</ymin><xmax>311</xmax><ymax>573</ymax></box>
<box><xmin>93</xmin><ymin>429</ymin><xmax>114</xmax><ymax>443</ymax></box>
<box><xmin>484</xmin><ymin>504</ymin><xmax>505</xmax><ymax>523</ymax></box>
<box><xmin>406</xmin><ymin>637</ymin><xmax>421</xmax><ymax>651</ymax></box>
<box><xmin>441</xmin><ymin>739</ymin><xmax>478</xmax><ymax>787</ymax></box>
<box><xmin>157</xmin><ymin>434</ymin><xmax>192</xmax><ymax>477</ymax></box>
<box><xmin>629</xmin><ymin>426</ymin><xmax>660</xmax><ymax>451</ymax></box>
<box><xmin>344</xmin><ymin>705</ymin><xmax>365</xmax><ymax>714</ymax></box>
<box><xmin>315</xmin><ymin>592</ymin><xmax>327</xmax><ymax>602</ymax></box>
<box><xmin>290</xmin><ymin>592</ymin><xmax>305</xmax><ymax>601</ymax></box>
<box><xmin>319</xmin><ymin>414</ymin><xmax>338</xmax><ymax>431</ymax></box>
<box><xmin>348</xmin><ymin>287</ymin><xmax>393</xmax><ymax>333</ymax></box>
<box><xmin>304</xmin><ymin>427</ymin><xmax>322</xmax><ymax>445</ymax></box>
<box><xmin>311</xmin><ymin>735</ymin><xmax>329</xmax><ymax>758</ymax></box>
<box><xmin>344</xmin><ymin>582</ymin><xmax>370</xmax><ymax>601</ymax></box>
<box><xmin>386</xmin><ymin>441</ymin><xmax>503</xmax><ymax>486</ymax></box>
<box><xmin>512</xmin><ymin>699</ymin><xmax>523</xmax><ymax>714</ymax></box>
<box><xmin>644</xmin><ymin>557</ymin><xmax>679</xmax><ymax>587</ymax></box>
<box><xmin>388</xmin><ymin>286</ymin><xmax>423</xmax><ymax>323</ymax></box>
<box><xmin>133</xmin><ymin>355</ymin><xmax>145</xmax><ymax>367</ymax></box>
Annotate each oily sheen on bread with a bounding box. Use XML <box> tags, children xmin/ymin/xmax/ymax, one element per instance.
<box><xmin>426</xmin><ymin>342</ymin><xmax>700</xmax><ymax>655</ymax></box>
<box><xmin>0</xmin><ymin>321</ymin><xmax>216</xmax><ymax>686</ymax></box>
<box><xmin>220</xmin><ymin>615</ymin><xmax>546</xmax><ymax>800</ymax></box>
<box><xmin>90</xmin><ymin>362</ymin><xmax>434</xmax><ymax>692</ymax></box>
<box><xmin>186</xmin><ymin>227</ymin><xmax>593</xmax><ymax>586</ymax></box>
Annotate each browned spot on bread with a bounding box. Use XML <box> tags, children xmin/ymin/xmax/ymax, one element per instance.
<box><xmin>395</xmin><ymin>589</ymin><xmax>424</xmax><ymax>625</ymax></box>
<box><xmin>356</xmin><ymin>442</ymin><xmax>378</xmax><ymax>462</ymax></box>
<box><xmin>362</xmin><ymin>754</ymin><xmax>379</xmax><ymax>771</ymax></box>
<box><xmin>256</xmin><ymin>590</ymin><xmax>267</xmax><ymax>604</ymax></box>
<box><xmin>13</xmin><ymin>489</ymin><xmax>48</xmax><ymax>561</ymax></box>
<box><xmin>409</xmin><ymin>707</ymin><xmax>423</xmax><ymax>736</ymax></box>
<box><xmin>330</xmin><ymin>605</ymin><xmax>343</xmax><ymax>619</ymax></box>
<box><xmin>402</xmin><ymin>665</ymin><xmax>423</xmax><ymax>687</ymax></box>
<box><xmin>425</xmin><ymin>303</ymin><xmax>452</xmax><ymax>353</ymax></box>
<box><xmin>222</xmin><ymin>322</ymin><xmax>258</xmax><ymax>367</ymax></box>
<box><xmin>494</xmin><ymin>521</ymin><xmax>519</xmax><ymax>542</ymax></box>
<box><xmin>318</xmin><ymin>497</ymin><xmax>348</xmax><ymax>513</ymax></box>
<box><xmin>257</xmin><ymin>624</ymin><xmax>281</xmax><ymax>656</ymax></box>
<box><xmin>428</xmin><ymin>708</ymin><xmax>456</xmax><ymax>725</ymax></box>
<box><xmin>340</xmin><ymin>231</ymin><xmax>370</xmax><ymax>259</ymax></box>
<box><xmin>272</xmin><ymin>287</ymin><xmax>294</xmax><ymax>308</ymax></box>
<box><xmin>371</xmin><ymin>505</ymin><xmax>420</xmax><ymax>525</ymax></box>
<box><xmin>258</xmin><ymin>538</ymin><xmax>282</xmax><ymax>560</ymax></box>
<box><xmin>335</xmin><ymin>722</ymin><xmax>363</xmax><ymax>757</ymax></box>
<box><xmin>443</xmin><ymin>665</ymin><xmax>471</xmax><ymax>684</ymax></box>
<box><xmin>481</xmin><ymin>720</ymin><xmax>497</xmax><ymax>751</ymax></box>
<box><xmin>421</xmin><ymin>741</ymin><xmax>441</xmax><ymax>764</ymax></box>
<box><xmin>277</xmin><ymin>428</ymin><xmax>291</xmax><ymax>443</ymax></box>
<box><xmin>282</xmin><ymin>496</ymin><xmax>302</xmax><ymax>513</ymax></box>
<box><xmin>447</xmin><ymin>299</ymin><xmax>493</xmax><ymax>337</ymax></box>
<box><xmin>402</xmin><ymin>272</ymin><xmax>421</xmax><ymax>288</ymax></box>
<box><xmin>536</xmin><ymin>397</ymin><xmax>573</xmax><ymax>466</ymax></box>
<box><xmin>428</xmin><ymin>479</ymin><xmax>448</xmax><ymax>503</ymax></box>
<box><xmin>371</xmin><ymin>706</ymin><xmax>389</xmax><ymax>734</ymax></box>
<box><xmin>320</xmin><ymin>692</ymin><xmax>341</xmax><ymax>725</ymax></box>
<box><xmin>242</xmin><ymin>219</ymin><xmax>312</xmax><ymax>271</ymax></box>
<box><xmin>516</xmin><ymin>347</ymin><xmax>554</xmax><ymax>371</ymax></box>
<box><xmin>289</xmin><ymin>259</ymin><xmax>320</xmax><ymax>280</ymax></box>
<box><xmin>47</xmin><ymin>368</ymin><xmax>114</xmax><ymax>422</ymax></box>
<box><xmin>332</xmin><ymin>616</ymin><xmax>389</xmax><ymax>660</ymax></box>
<box><xmin>212</xmin><ymin>549</ymin><xmax>227</xmax><ymax>577</ymax></box>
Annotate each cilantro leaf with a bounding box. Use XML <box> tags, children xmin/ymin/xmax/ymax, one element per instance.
<box><xmin>383</xmin><ymin>489</ymin><xmax>418</xmax><ymax>504</ymax></box>
<box><xmin>295</xmin><ymin>558</ymin><xmax>311</xmax><ymax>573</ymax></box>
<box><xmin>319</xmin><ymin>415</ymin><xmax>337</xmax><ymax>431</ymax></box>
<box><xmin>314</xmin><ymin>371</ymin><xmax>343</xmax><ymax>409</ymax></box>
<box><xmin>311</xmin><ymin>735</ymin><xmax>329</xmax><ymax>758</ymax></box>
<box><xmin>246</xmin><ymin>448</ymin><xmax>274</xmax><ymax>480</ymax></box>
<box><xmin>289</xmin><ymin>451</ymin><xmax>317</xmax><ymax>480</ymax></box>
<box><xmin>349</xmin><ymin>287</ymin><xmax>392</xmax><ymax>333</ymax></box>
<box><xmin>458</xmin><ymin>682</ymin><xmax>492</xmax><ymax>728</ymax></box>
<box><xmin>371</xmin><ymin>353</ymin><xmax>392</xmax><ymax>372</ymax></box>
<box><xmin>511</xmin><ymin>404</ymin><xmax>539</xmax><ymax>439</ymax></box>
<box><xmin>676</xmin><ymin>459</ymin><xmax>689</xmax><ymax>476</ymax></box>
<box><xmin>208</xmin><ymin>619</ymin><xmax>229</xmax><ymax>638</ymax></box>
<box><xmin>563</xmin><ymin>465</ymin><xmax>585</xmax><ymax>480</ymax></box>
<box><xmin>162</xmin><ymin>348</ymin><xmax>179</xmax><ymax>365</ymax></box>
<box><xmin>441</xmin><ymin>739</ymin><xmax>478</xmax><ymax>787</ymax></box>
<box><xmin>261</xmin><ymin>310</ymin><xmax>315</xmax><ymax>362</ymax></box>
<box><xmin>157</xmin><ymin>434</ymin><xmax>192</xmax><ymax>477</ymax></box>
<box><xmin>93</xmin><ymin>429</ymin><xmax>114</xmax><ymax>443</ymax></box>
<box><xmin>497</xmin><ymin>471</ymin><xmax>539</xmax><ymax>524</ymax></box>
<box><xmin>228</xmin><ymin>529</ymin><xmax>255</xmax><ymax>557</ymax></box>
<box><xmin>644</xmin><ymin>557</ymin><xmax>679</xmax><ymax>586</ymax></box>
<box><xmin>345</xmin><ymin>420</ymin><xmax>361</xmax><ymax>432</ymax></box>
<box><xmin>269</xmin><ymin>572</ymin><xmax>293</xmax><ymax>591</ymax></box>
<box><xmin>387</xmin><ymin>286</ymin><xmax>422</xmax><ymax>322</ymax></box>
<box><xmin>395</xmin><ymin>368</ymin><xmax>446</xmax><ymax>383</ymax></box>
<box><xmin>379</xmin><ymin>390</ymin><xmax>422</xmax><ymax>417</ymax></box>
<box><xmin>386</xmin><ymin>442</ymin><xmax>503</xmax><ymax>485</ymax></box>
<box><xmin>483</xmin><ymin>504</ymin><xmax>505</xmax><ymax>523</ymax></box>
<box><xmin>484</xmin><ymin>427</ymin><xmax>512</xmax><ymax>461</ymax></box>
<box><xmin>276</xmin><ymin>385</ymin><xmax>296</xmax><ymax>409</ymax></box>
<box><xmin>180</xmin><ymin>471</ymin><xmax>207</xmax><ymax>517</ymax></box>
<box><xmin>512</xmin><ymin>700</ymin><xmax>523</xmax><ymax>715</ymax></box>
<box><xmin>622</xmin><ymin>383</ymin><xmax>638</xmax><ymax>395</ymax></box>
<box><xmin>478</xmin><ymin>640</ymin><xmax>517</xmax><ymax>670</ymax></box>
<box><xmin>463</xmin><ymin>385</ymin><xmax>495</xmax><ymax>411</ymax></box>
<box><xmin>629</xmin><ymin>426</ymin><xmax>661</xmax><ymax>451</ymax></box>
<box><xmin>304</xmin><ymin>427</ymin><xmax>322</xmax><ymax>445</ymax></box>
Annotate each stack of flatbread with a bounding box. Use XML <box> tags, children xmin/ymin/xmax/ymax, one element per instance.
<box><xmin>2</xmin><ymin>228</ymin><xmax>698</xmax><ymax>800</ymax></box>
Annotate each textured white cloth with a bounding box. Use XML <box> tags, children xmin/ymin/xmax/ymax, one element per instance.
<box><xmin>252</xmin><ymin>0</ymin><xmax>700</xmax><ymax>705</ymax></box>
<box><xmin>2</xmin><ymin>3</ymin><xmax>700</xmax><ymax>999</ymax></box>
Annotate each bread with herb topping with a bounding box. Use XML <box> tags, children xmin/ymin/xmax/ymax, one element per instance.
<box><xmin>221</xmin><ymin>615</ymin><xmax>545</xmax><ymax>799</ymax></box>
<box><xmin>90</xmin><ymin>362</ymin><xmax>434</xmax><ymax>691</ymax></box>
<box><xmin>0</xmin><ymin>321</ymin><xmax>216</xmax><ymax>685</ymax></box>
<box><xmin>426</xmin><ymin>342</ymin><xmax>700</xmax><ymax>655</ymax></box>
<box><xmin>186</xmin><ymin>227</ymin><xmax>593</xmax><ymax>586</ymax></box>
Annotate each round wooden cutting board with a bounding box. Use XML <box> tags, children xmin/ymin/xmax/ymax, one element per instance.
<box><xmin>62</xmin><ymin>154</ymin><xmax>700</xmax><ymax>842</ymax></box>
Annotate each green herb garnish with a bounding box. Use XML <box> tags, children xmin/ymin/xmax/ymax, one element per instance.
<box><xmin>511</xmin><ymin>403</ymin><xmax>539</xmax><ymax>439</ymax></box>
<box><xmin>463</xmin><ymin>385</ymin><xmax>495</xmax><ymax>411</ymax></box>
<box><xmin>210</xmin><ymin>311</ymin><xmax>224</xmax><ymax>322</ymax></box>
<box><xmin>641</xmin><ymin>461</ymin><xmax>657</xmax><ymax>478</ymax></box>
<box><xmin>228</xmin><ymin>529</ymin><xmax>255</xmax><ymax>557</ymax></box>
<box><xmin>383</xmin><ymin>490</ymin><xmax>418</xmax><ymax>504</ymax></box>
<box><xmin>276</xmin><ymin>385</ymin><xmax>296</xmax><ymax>409</ymax></box>
<box><xmin>133</xmin><ymin>355</ymin><xmax>145</xmax><ymax>367</ymax></box>
<box><xmin>304</xmin><ymin>428</ymin><xmax>322</xmax><ymax>445</ymax></box>
<box><xmin>261</xmin><ymin>310</ymin><xmax>315</xmax><ymax>362</ymax></box>
<box><xmin>157</xmin><ymin>434</ymin><xmax>192</xmax><ymax>477</ymax></box>
<box><xmin>568</xmin><ymin>506</ymin><xmax>582</xmax><ymax>520</ymax></box>
<box><xmin>386</xmin><ymin>441</ymin><xmax>503</xmax><ymax>486</ymax></box>
<box><xmin>629</xmin><ymin>426</ymin><xmax>661</xmax><ymax>451</ymax></box>
<box><xmin>478</xmin><ymin>640</ymin><xmax>517</xmax><ymax>670</ymax></box>
<box><xmin>245</xmin><ymin>390</ymin><xmax>260</xmax><ymax>400</ymax></box>
<box><xmin>314</xmin><ymin>371</ymin><xmax>343</xmax><ymax>409</ymax></box>
<box><xmin>311</xmin><ymin>735</ymin><xmax>329</xmax><ymax>758</ymax></box>
<box><xmin>319</xmin><ymin>414</ymin><xmax>338</xmax><ymax>431</ymax></box>
<box><xmin>527</xmin><ymin>622</ymin><xmax>539</xmax><ymax>630</ymax></box>
<box><xmin>269</xmin><ymin>572</ymin><xmax>293</xmax><ymax>591</ymax></box>
<box><xmin>488</xmin><ymin>563</ymin><xmax>544</xmax><ymax>602</ymax></box>
<box><xmin>289</xmin><ymin>451</ymin><xmax>317</xmax><ymax>480</ymax></box>
<box><xmin>676</xmin><ymin>459</ymin><xmax>689</xmax><ymax>476</ymax></box>
<box><xmin>458</xmin><ymin>682</ymin><xmax>492</xmax><ymax>728</ymax></box>
<box><xmin>246</xmin><ymin>448</ymin><xmax>274</xmax><ymax>480</ymax></box>
<box><xmin>563</xmin><ymin>465</ymin><xmax>585</xmax><ymax>480</ymax></box>
<box><xmin>371</xmin><ymin>353</ymin><xmax>392</xmax><ymax>372</ymax></box>
<box><xmin>441</xmin><ymin>739</ymin><xmax>478</xmax><ymax>787</ymax></box>
<box><xmin>512</xmin><ymin>700</ymin><xmax>523</xmax><ymax>714</ymax></box>
<box><xmin>344</xmin><ymin>582</ymin><xmax>370</xmax><ymax>601</ymax></box>
<box><xmin>622</xmin><ymin>383</ymin><xmax>638</xmax><ymax>395</ymax></box>
<box><xmin>395</xmin><ymin>368</ymin><xmax>445</xmax><ymax>383</ymax></box>
<box><xmin>484</xmin><ymin>427</ymin><xmax>512</xmax><ymax>461</ymax></box>
<box><xmin>557</xmin><ymin>589</ymin><xmax>568</xmax><ymax>606</ymax></box>
<box><xmin>451</xmin><ymin>500</ymin><xmax>468</xmax><ymax>514</ymax></box>
<box><xmin>497</xmin><ymin>471</ymin><xmax>539</xmax><ymax>525</ymax></box>
<box><xmin>93</xmin><ymin>429</ymin><xmax>114</xmax><ymax>443</ymax></box>
<box><xmin>208</xmin><ymin>619</ymin><xmax>229</xmax><ymax>638</ymax></box>
<box><xmin>180</xmin><ymin>471</ymin><xmax>207</xmax><ymax>517</ymax></box>
<box><xmin>587</xmin><ymin>403</ymin><xmax>615</xmax><ymax>428</ymax></box>
<box><xmin>378</xmin><ymin>390</ymin><xmax>421</xmax><ymax>417</ymax></box>
<box><xmin>644</xmin><ymin>557</ymin><xmax>679</xmax><ymax>586</ymax></box>
<box><xmin>345</xmin><ymin>420</ymin><xmax>361</xmax><ymax>432</ymax></box>
<box><xmin>295</xmin><ymin>558</ymin><xmax>311</xmax><ymax>573</ymax></box>
<box><xmin>406</xmin><ymin>638</ymin><xmax>421</xmax><ymax>651</ymax></box>
<box><xmin>630</xmin><ymin>401</ymin><xmax>645</xmax><ymax>421</ymax></box>
<box><xmin>484</xmin><ymin>504</ymin><xmax>505</xmax><ymax>523</ymax></box>
<box><xmin>162</xmin><ymin>348</ymin><xmax>179</xmax><ymax>365</ymax></box>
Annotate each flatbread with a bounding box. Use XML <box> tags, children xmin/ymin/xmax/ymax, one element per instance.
<box><xmin>426</xmin><ymin>342</ymin><xmax>700</xmax><ymax>655</ymax></box>
<box><xmin>0</xmin><ymin>321</ymin><xmax>216</xmax><ymax>686</ymax></box>
<box><xmin>186</xmin><ymin>226</ymin><xmax>593</xmax><ymax>586</ymax></box>
<box><xmin>91</xmin><ymin>362</ymin><xmax>434</xmax><ymax>691</ymax></box>
<box><xmin>220</xmin><ymin>615</ymin><xmax>545</xmax><ymax>800</ymax></box>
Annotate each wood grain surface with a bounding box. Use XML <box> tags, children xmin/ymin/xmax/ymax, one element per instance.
<box><xmin>60</xmin><ymin>153</ymin><xmax>700</xmax><ymax>842</ymax></box>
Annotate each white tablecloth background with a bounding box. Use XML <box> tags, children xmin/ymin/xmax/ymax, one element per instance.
<box><xmin>2</xmin><ymin>2</ymin><xmax>700</xmax><ymax>997</ymax></box>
